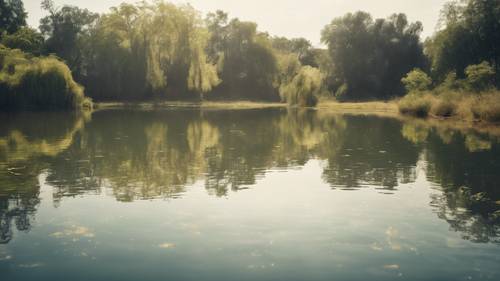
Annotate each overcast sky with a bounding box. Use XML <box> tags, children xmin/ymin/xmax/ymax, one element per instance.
<box><xmin>24</xmin><ymin>0</ymin><xmax>448</xmax><ymax>46</ymax></box>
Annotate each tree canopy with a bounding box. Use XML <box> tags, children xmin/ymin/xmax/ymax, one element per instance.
<box><xmin>321</xmin><ymin>12</ymin><xmax>426</xmax><ymax>100</ymax></box>
<box><xmin>425</xmin><ymin>0</ymin><xmax>500</xmax><ymax>83</ymax></box>
<box><xmin>0</xmin><ymin>0</ymin><xmax>27</xmax><ymax>35</ymax></box>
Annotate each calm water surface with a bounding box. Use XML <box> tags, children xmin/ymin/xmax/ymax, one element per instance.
<box><xmin>0</xmin><ymin>108</ymin><xmax>499</xmax><ymax>281</ymax></box>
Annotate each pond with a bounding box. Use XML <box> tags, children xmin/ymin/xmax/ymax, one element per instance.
<box><xmin>0</xmin><ymin>108</ymin><xmax>499</xmax><ymax>281</ymax></box>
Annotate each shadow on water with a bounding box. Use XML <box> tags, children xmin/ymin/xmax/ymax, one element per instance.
<box><xmin>0</xmin><ymin>108</ymin><xmax>499</xmax><ymax>244</ymax></box>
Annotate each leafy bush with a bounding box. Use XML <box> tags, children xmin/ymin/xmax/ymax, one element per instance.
<box><xmin>465</xmin><ymin>61</ymin><xmax>495</xmax><ymax>92</ymax></box>
<box><xmin>279</xmin><ymin>66</ymin><xmax>322</xmax><ymax>107</ymax></box>
<box><xmin>0</xmin><ymin>45</ymin><xmax>91</xmax><ymax>110</ymax></box>
<box><xmin>401</xmin><ymin>68</ymin><xmax>432</xmax><ymax>93</ymax></box>
<box><xmin>1</xmin><ymin>27</ymin><xmax>44</xmax><ymax>55</ymax></box>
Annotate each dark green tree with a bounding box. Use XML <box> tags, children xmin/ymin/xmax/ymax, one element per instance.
<box><xmin>1</xmin><ymin>27</ymin><xmax>44</xmax><ymax>55</ymax></box>
<box><xmin>321</xmin><ymin>12</ymin><xmax>426</xmax><ymax>100</ymax></box>
<box><xmin>206</xmin><ymin>12</ymin><xmax>279</xmax><ymax>100</ymax></box>
<box><xmin>40</xmin><ymin>0</ymin><xmax>99</xmax><ymax>81</ymax></box>
<box><xmin>0</xmin><ymin>0</ymin><xmax>27</xmax><ymax>36</ymax></box>
<box><xmin>426</xmin><ymin>0</ymin><xmax>500</xmax><ymax>83</ymax></box>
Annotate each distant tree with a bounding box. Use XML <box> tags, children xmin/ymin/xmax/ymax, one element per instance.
<box><xmin>40</xmin><ymin>0</ymin><xmax>99</xmax><ymax>80</ymax></box>
<box><xmin>271</xmin><ymin>36</ymin><xmax>318</xmax><ymax>67</ymax></box>
<box><xmin>0</xmin><ymin>0</ymin><xmax>27</xmax><ymax>36</ymax></box>
<box><xmin>206</xmin><ymin>13</ymin><xmax>279</xmax><ymax>100</ymax></box>
<box><xmin>84</xmin><ymin>2</ymin><xmax>219</xmax><ymax>101</ymax></box>
<box><xmin>426</xmin><ymin>0</ymin><xmax>500</xmax><ymax>83</ymax></box>
<box><xmin>321</xmin><ymin>12</ymin><xmax>426</xmax><ymax>100</ymax></box>
<box><xmin>1</xmin><ymin>27</ymin><xmax>44</xmax><ymax>55</ymax></box>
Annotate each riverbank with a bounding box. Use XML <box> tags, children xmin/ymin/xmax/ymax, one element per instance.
<box><xmin>94</xmin><ymin>101</ymin><xmax>286</xmax><ymax>111</ymax></box>
<box><xmin>95</xmin><ymin>100</ymin><xmax>399</xmax><ymax>113</ymax></box>
<box><xmin>94</xmin><ymin>99</ymin><xmax>500</xmax><ymax>138</ymax></box>
<box><xmin>397</xmin><ymin>91</ymin><xmax>500</xmax><ymax>124</ymax></box>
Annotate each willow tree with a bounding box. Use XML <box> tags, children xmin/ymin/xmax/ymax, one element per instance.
<box><xmin>143</xmin><ymin>2</ymin><xmax>219</xmax><ymax>98</ymax></box>
<box><xmin>85</xmin><ymin>1</ymin><xmax>219</xmax><ymax>101</ymax></box>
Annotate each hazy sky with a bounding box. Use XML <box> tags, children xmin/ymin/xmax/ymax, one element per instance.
<box><xmin>24</xmin><ymin>0</ymin><xmax>448</xmax><ymax>46</ymax></box>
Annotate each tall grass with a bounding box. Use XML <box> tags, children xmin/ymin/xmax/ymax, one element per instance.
<box><xmin>0</xmin><ymin>45</ymin><xmax>91</xmax><ymax>110</ymax></box>
<box><xmin>398</xmin><ymin>90</ymin><xmax>500</xmax><ymax>123</ymax></box>
<box><xmin>397</xmin><ymin>93</ymin><xmax>433</xmax><ymax>117</ymax></box>
<box><xmin>471</xmin><ymin>92</ymin><xmax>500</xmax><ymax>123</ymax></box>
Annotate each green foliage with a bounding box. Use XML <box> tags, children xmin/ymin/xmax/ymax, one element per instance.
<box><xmin>437</xmin><ymin>71</ymin><xmax>462</xmax><ymax>91</ymax></box>
<box><xmin>40</xmin><ymin>0</ymin><xmax>99</xmax><ymax>80</ymax></box>
<box><xmin>321</xmin><ymin>12</ymin><xmax>426</xmax><ymax>100</ymax></box>
<box><xmin>206</xmin><ymin>14</ymin><xmax>279</xmax><ymax>100</ymax></box>
<box><xmin>1</xmin><ymin>27</ymin><xmax>44</xmax><ymax>55</ymax></box>
<box><xmin>271</xmin><ymin>36</ymin><xmax>319</xmax><ymax>67</ymax></box>
<box><xmin>335</xmin><ymin>83</ymin><xmax>349</xmax><ymax>100</ymax></box>
<box><xmin>0</xmin><ymin>45</ymin><xmax>90</xmax><ymax>110</ymax></box>
<box><xmin>280</xmin><ymin>66</ymin><xmax>322</xmax><ymax>107</ymax></box>
<box><xmin>0</xmin><ymin>0</ymin><xmax>27</xmax><ymax>35</ymax></box>
<box><xmin>401</xmin><ymin>69</ymin><xmax>432</xmax><ymax>93</ymax></box>
<box><xmin>465</xmin><ymin>61</ymin><xmax>495</xmax><ymax>92</ymax></box>
<box><xmin>79</xmin><ymin>2</ymin><xmax>220</xmax><ymax>101</ymax></box>
<box><xmin>426</xmin><ymin>0</ymin><xmax>500</xmax><ymax>83</ymax></box>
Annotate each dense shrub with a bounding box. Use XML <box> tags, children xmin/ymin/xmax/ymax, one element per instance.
<box><xmin>464</xmin><ymin>62</ymin><xmax>495</xmax><ymax>92</ymax></box>
<box><xmin>431</xmin><ymin>99</ymin><xmax>456</xmax><ymax>117</ymax></box>
<box><xmin>0</xmin><ymin>27</ymin><xmax>44</xmax><ymax>55</ymax></box>
<box><xmin>0</xmin><ymin>45</ymin><xmax>90</xmax><ymax>110</ymax></box>
<box><xmin>401</xmin><ymin>69</ymin><xmax>432</xmax><ymax>93</ymax></box>
<box><xmin>398</xmin><ymin>93</ymin><xmax>432</xmax><ymax>117</ymax></box>
<box><xmin>471</xmin><ymin>93</ymin><xmax>500</xmax><ymax>123</ymax></box>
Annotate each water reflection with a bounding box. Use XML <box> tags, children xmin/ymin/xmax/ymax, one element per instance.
<box><xmin>0</xmin><ymin>109</ymin><xmax>499</xmax><ymax>245</ymax></box>
<box><xmin>401</xmin><ymin>119</ymin><xmax>500</xmax><ymax>243</ymax></box>
<box><xmin>0</xmin><ymin>112</ymin><xmax>89</xmax><ymax>243</ymax></box>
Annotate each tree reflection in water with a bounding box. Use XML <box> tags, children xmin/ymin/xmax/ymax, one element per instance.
<box><xmin>401</xmin><ymin>119</ymin><xmax>500</xmax><ymax>243</ymax></box>
<box><xmin>0</xmin><ymin>109</ymin><xmax>499</xmax><ymax>244</ymax></box>
<box><xmin>0</xmin><ymin>112</ymin><xmax>89</xmax><ymax>243</ymax></box>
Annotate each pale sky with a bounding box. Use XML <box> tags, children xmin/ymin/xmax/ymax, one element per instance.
<box><xmin>24</xmin><ymin>0</ymin><xmax>448</xmax><ymax>46</ymax></box>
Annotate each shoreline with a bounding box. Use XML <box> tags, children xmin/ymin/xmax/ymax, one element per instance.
<box><xmin>94</xmin><ymin>100</ymin><xmax>399</xmax><ymax>112</ymax></box>
<box><xmin>92</xmin><ymin>100</ymin><xmax>498</xmax><ymax>132</ymax></box>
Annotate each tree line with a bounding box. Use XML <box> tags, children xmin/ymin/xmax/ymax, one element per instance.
<box><xmin>1</xmin><ymin>0</ymin><xmax>499</xmax><ymax>109</ymax></box>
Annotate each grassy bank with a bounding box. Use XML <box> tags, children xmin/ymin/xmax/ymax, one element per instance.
<box><xmin>94</xmin><ymin>101</ymin><xmax>286</xmax><ymax>111</ymax></box>
<box><xmin>398</xmin><ymin>91</ymin><xmax>500</xmax><ymax>123</ymax></box>
<box><xmin>95</xmin><ymin>100</ymin><xmax>399</xmax><ymax>113</ymax></box>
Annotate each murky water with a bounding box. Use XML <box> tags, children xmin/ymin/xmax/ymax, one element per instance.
<box><xmin>1</xmin><ymin>108</ymin><xmax>499</xmax><ymax>281</ymax></box>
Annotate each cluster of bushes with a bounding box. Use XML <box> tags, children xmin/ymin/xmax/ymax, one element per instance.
<box><xmin>0</xmin><ymin>45</ymin><xmax>91</xmax><ymax>110</ymax></box>
<box><xmin>398</xmin><ymin>62</ymin><xmax>500</xmax><ymax>122</ymax></box>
